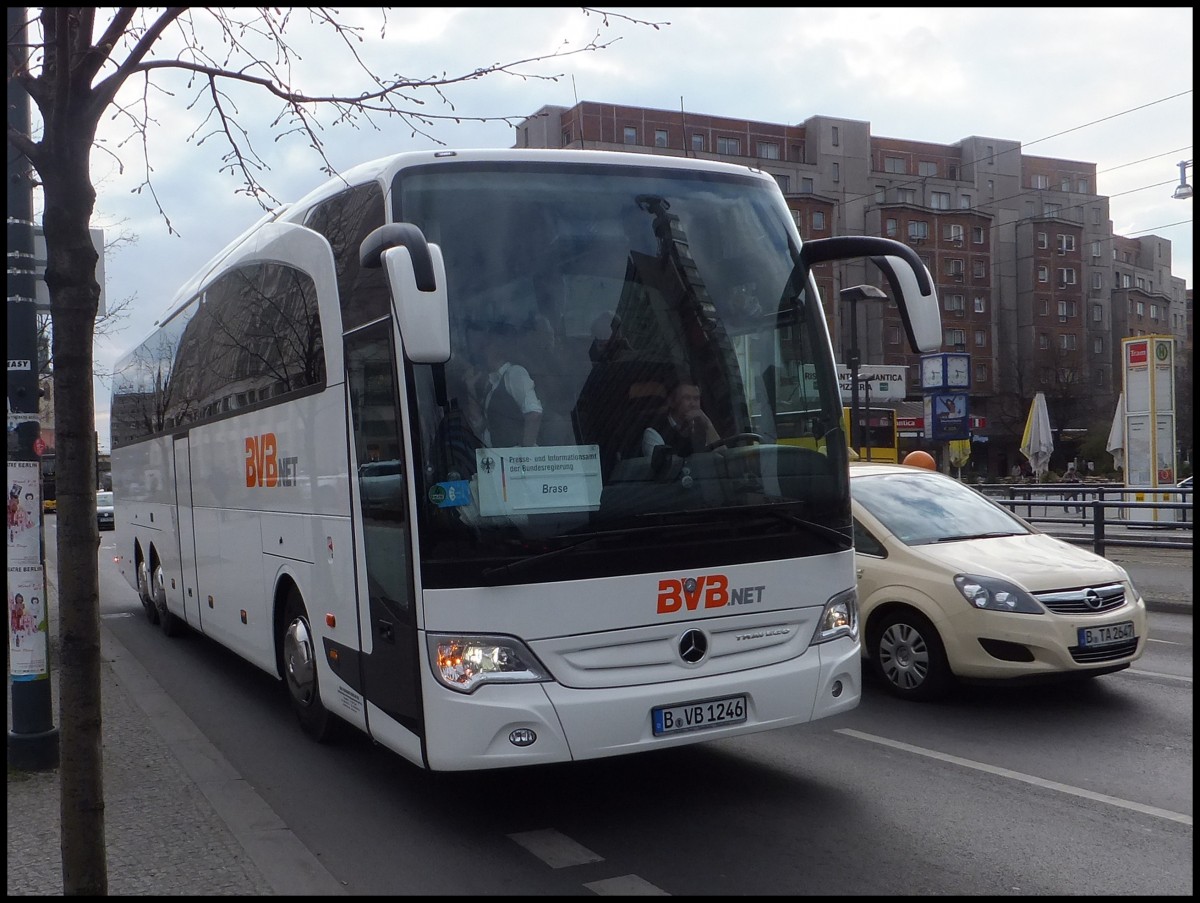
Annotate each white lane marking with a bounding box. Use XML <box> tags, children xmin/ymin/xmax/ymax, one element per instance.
<box><xmin>1124</xmin><ymin>667</ymin><xmax>1192</xmax><ymax>684</ymax></box>
<box><xmin>585</xmin><ymin>875</ymin><xmax>670</xmax><ymax>896</ymax></box>
<box><xmin>1147</xmin><ymin>637</ymin><xmax>1183</xmax><ymax>646</ymax></box>
<box><xmin>837</xmin><ymin>728</ymin><xmax>1192</xmax><ymax>827</ymax></box>
<box><xmin>508</xmin><ymin>829</ymin><xmax>604</xmax><ymax>868</ymax></box>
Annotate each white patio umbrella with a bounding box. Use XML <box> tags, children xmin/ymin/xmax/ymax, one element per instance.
<box><xmin>1019</xmin><ymin>391</ymin><xmax>1054</xmax><ymax>480</ymax></box>
<box><xmin>1106</xmin><ymin>392</ymin><xmax>1125</xmax><ymax>471</ymax></box>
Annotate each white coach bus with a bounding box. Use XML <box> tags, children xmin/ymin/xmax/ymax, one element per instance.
<box><xmin>111</xmin><ymin>149</ymin><xmax>941</xmax><ymax>771</ymax></box>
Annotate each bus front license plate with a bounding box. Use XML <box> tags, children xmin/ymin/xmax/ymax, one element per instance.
<box><xmin>1078</xmin><ymin>620</ymin><xmax>1134</xmax><ymax>647</ymax></box>
<box><xmin>653</xmin><ymin>695</ymin><xmax>747</xmax><ymax>736</ymax></box>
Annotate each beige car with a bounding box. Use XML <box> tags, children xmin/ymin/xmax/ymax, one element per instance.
<box><xmin>850</xmin><ymin>462</ymin><xmax>1148</xmax><ymax>701</ymax></box>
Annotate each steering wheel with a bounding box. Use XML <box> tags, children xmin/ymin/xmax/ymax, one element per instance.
<box><xmin>705</xmin><ymin>432</ymin><xmax>763</xmax><ymax>452</ymax></box>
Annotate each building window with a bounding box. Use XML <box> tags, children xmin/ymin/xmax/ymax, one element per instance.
<box><xmin>692</xmin><ymin>133</ymin><xmax>705</xmax><ymax>153</ymax></box>
<box><xmin>947</xmin><ymin>258</ymin><xmax>964</xmax><ymax>277</ymax></box>
<box><xmin>801</xmin><ymin>177</ymin><xmax>814</xmax><ymax>194</ymax></box>
<box><xmin>831</xmin><ymin>126</ymin><xmax>840</xmax><ymax>147</ymax></box>
<box><xmin>888</xmin><ymin>327</ymin><xmax>901</xmax><ymax>345</ymax></box>
<box><xmin>987</xmin><ymin>179</ymin><xmax>994</xmax><ymax>193</ymax></box>
<box><xmin>974</xmin><ymin>329</ymin><xmax>986</xmax><ymax>347</ymax></box>
<box><xmin>960</xmin><ymin>194</ymin><xmax>972</xmax><ymax>209</ymax></box>
<box><xmin>884</xmin><ymin>156</ymin><xmax>906</xmax><ymax>174</ymax></box>
<box><xmin>885</xmin><ymin>218</ymin><xmax>898</xmax><ymax>238</ymax></box>
<box><xmin>1092</xmin><ymin>207</ymin><xmax>1102</xmax><ymax>224</ymax></box>
<box><xmin>986</xmin><ymin>145</ymin><xmax>994</xmax><ymax>163</ymax></box>
<box><xmin>1136</xmin><ymin>301</ymin><xmax>1144</xmax><ymax>316</ymax></box>
<box><xmin>1059</xmin><ymin>334</ymin><xmax>1077</xmax><ymax>350</ymax></box>
<box><xmin>1091</xmin><ymin>241</ymin><xmax>1102</xmax><ymax>258</ymax></box>
<box><xmin>560</xmin><ymin>127</ymin><xmax>573</xmax><ymax>147</ymax></box>
<box><xmin>1058</xmin><ymin>299</ymin><xmax>1076</xmax><ymax>320</ymax></box>
<box><xmin>1037</xmin><ymin>232</ymin><xmax>1048</xmax><ymax>249</ymax></box>
<box><xmin>1136</xmin><ymin>276</ymin><xmax>1146</xmax><ymax>290</ymax></box>
<box><xmin>875</xmin><ymin>185</ymin><xmax>887</xmax><ymax>202</ymax></box>
<box><xmin>931</xmin><ymin>191</ymin><xmax>951</xmax><ymax>209</ymax></box>
<box><xmin>1040</xmin><ymin>299</ymin><xmax>1050</xmax><ymax>316</ymax></box>
<box><xmin>655</xmin><ymin>129</ymin><xmax>669</xmax><ymax>148</ymax></box>
<box><xmin>1033</xmin><ymin>174</ymin><xmax>1050</xmax><ymax>189</ymax></box>
<box><xmin>1038</xmin><ymin>265</ymin><xmax>1049</xmax><ymax>283</ymax></box>
<box><xmin>945</xmin><ymin>328</ymin><xmax>965</xmax><ymax>347</ymax></box>
<box><xmin>1095</xmin><ymin>369</ymin><xmax>1105</xmax><ymax>388</ymax></box>
<box><xmin>944</xmin><ymin>293</ymin><xmax>965</xmax><ymax>312</ymax></box>
<box><xmin>975</xmin><ymin>363</ymin><xmax>987</xmax><ymax>382</ymax></box>
<box><xmin>1060</xmin><ymin>177</ymin><xmax>1072</xmax><ymax>191</ymax></box>
<box><xmin>972</xmin><ymin>226</ymin><xmax>984</xmax><ymax>244</ymax></box>
<box><xmin>1092</xmin><ymin>272</ymin><xmax>1103</xmax><ymax>290</ymax></box>
<box><xmin>623</xmin><ymin>126</ymin><xmax>638</xmax><ymax>145</ymax></box>
<box><xmin>1058</xmin><ymin>268</ymin><xmax>1076</xmax><ymax>285</ymax></box>
<box><xmin>1039</xmin><ymin>333</ymin><xmax>1050</xmax><ymax>349</ymax></box>
<box><xmin>1057</xmin><ymin>234</ymin><xmax>1076</xmax><ymax>252</ymax></box>
<box><xmin>973</xmin><ymin>260</ymin><xmax>986</xmax><ymax>279</ymax></box>
<box><xmin>974</xmin><ymin>296</ymin><xmax>986</xmax><ymax>313</ymax></box>
<box><xmin>812</xmin><ymin>211</ymin><xmax>825</xmax><ymax>230</ymax></box>
<box><xmin>945</xmin><ymin>224</ymin><xmax>964</xmax><ymax>242</ymax></box>
<box><xmin>790</xmin><ymin>142</ymin><xmax>805</xmax><ymax>162</ymax></box>
<box><xmin>832</xmin><ymin>162</ymin><xmax>840</xmax><ymax>182</ymax></box>
<box><xmin>717</xmin><ymin>136</ymin><xmax>741</xmax><ymax>155</ymax></box>
<box><xmin>898</xmin><ymin>188</ymin><xmax>916</xmax><ymax>204</ymax></box>
<box><xmin>1093</xmin><ymin>337</ymin><xmax>1104</xmax><ymax>354</ymax></box>
<box><xmin>772</xmin><ymin>174</ymin><xmax>790</xmax><ymax>194</ymax></box>
<box><xmin>1078</xmin><ymin>179</ymin><xmax>1089</xmax><ymax>193</ymax></box>
<box><xmin>1044</xmin><ymin>202</ymin><xmax>1060</xmax><ymax>217</ymax></box>
<box><xmin>1092</xmin><ymin>303</ymin><xmax>1103</xmax><ymax>322</ymax></box>
<box><xmin>908</xmin><ymin>221</ymin><xmax>929</xmax><ymax>240</ymax></box>
<box><xmin>1150</xmin><ymin>304</ymin><xmax>1159</xmax><ymax>320</ymax></box>
<box><xmin>758</xmin><ymin>140</ymin><xmax>779</xmax><ymax>159</ymax></box>
<box><xmin>919</xmin><ymin>161</ymin><xmax>938</xmax><ymax>177</ymax></box>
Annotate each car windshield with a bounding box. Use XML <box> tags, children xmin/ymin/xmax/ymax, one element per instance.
<box><xmin>851</xmin><ymin>470</ymin><xmax>1031</xmax><ymax>546</ymax></box>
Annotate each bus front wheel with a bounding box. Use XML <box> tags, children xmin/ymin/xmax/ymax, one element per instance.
<box><xmin>281</xmin><ymin>590</ymin><xmax>337</xmax><ymax>743</ymax></box>
<box><xmin>153</xmin><ymin>562</ymin><xmax>185</xmax><ymax>638</ymax></box>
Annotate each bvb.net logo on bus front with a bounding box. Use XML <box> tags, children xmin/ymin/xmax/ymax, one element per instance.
<box><xmin>656</xmin><ymin>574</ymin><xmax>766</xmax><ymax>614</ymax></box>
<box><xmin>245</xmin><ymin>433</ymin><xmax>299</xmax><ymax>488</ymax></box>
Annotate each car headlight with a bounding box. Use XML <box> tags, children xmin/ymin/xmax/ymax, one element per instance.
<box><xmin>811</xmin><ymin>587</ymin><xmax>859</xmax><ymax>644</ymax></box>
<box><xmin>953</xmin><ymin>575</ymin><xmax>1044</xmax><ymax>614</ymax></box>
<box><xmin>427</xmin><ymin>633</ymin><xmax>552</xmax><ymax>693</ymax></box>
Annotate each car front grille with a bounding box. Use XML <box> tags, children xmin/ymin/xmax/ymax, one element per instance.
<box><xmin>1033</xmin><ymin>582</ymin><xmax>1126</xmax><ymax>615</ymax></box>
<box><xmin>1069</xmin><ymin>637</ymin><xmax>1139</xmax><ymax>663</ymax></box>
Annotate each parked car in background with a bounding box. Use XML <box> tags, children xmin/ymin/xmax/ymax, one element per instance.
<box><xmin>96</xmin><ymin>490</ymin><xmax>115</xmax><ymax>530</ymax></box>
<box><xmin>849</xmin><ymin>462</ymin><xmax>1148</xmax><ymax>701</ymax></box>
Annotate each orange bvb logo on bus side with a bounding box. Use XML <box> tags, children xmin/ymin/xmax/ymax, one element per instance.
<box><xmin>245</xmin><ymin>433</ymin><xmax>298</xmax><ymax>488</ymax></box>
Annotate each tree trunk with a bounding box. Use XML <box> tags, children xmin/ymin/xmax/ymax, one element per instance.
<box><xmin>42</xmin><ymin>130</ymin><xmax>108</xmax><ymax>894</ymax></box>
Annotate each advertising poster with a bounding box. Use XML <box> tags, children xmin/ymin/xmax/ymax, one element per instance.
<box><xmin>9</xmin><ymin>564</ymin><xmax>48</xmax><ymax>679</ymax></box>
<box><xmin>7</xmin><ymin>460</ymin><xmax>41</xmax><ymax>561</ymax></box>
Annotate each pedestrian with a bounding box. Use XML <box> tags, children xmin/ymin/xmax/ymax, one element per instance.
<box><xmin>1064</xmin><ymin>462</ymin><xmax>1082</xmax><ymax>513</ymax></box>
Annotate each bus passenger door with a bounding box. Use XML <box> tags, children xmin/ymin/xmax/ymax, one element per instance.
<box><xmin>344</xmin><ymin>322</ymin><xmax>422</xmax><ymax>734</ymax></box>
<box><xmin>172</xmin><ymin>436</ymin><xmax>202</xmax><ymax>629</ymax></box>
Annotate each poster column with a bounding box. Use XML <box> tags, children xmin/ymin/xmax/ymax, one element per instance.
<box><xmin>1121</xmin><ymin>335</ymin><xmax>1176</xmax><ymax>524</ymax></box>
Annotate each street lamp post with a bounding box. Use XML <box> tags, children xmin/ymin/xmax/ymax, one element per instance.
<box><xmin>839</xmin><ymin>284</ymin><xmax>888</xmax><ymax>458</ymax></box>
<box><xmin>1172</xmin><ymin>159</ymin><xmax>1193</xmax><ymax>200</ymax></box>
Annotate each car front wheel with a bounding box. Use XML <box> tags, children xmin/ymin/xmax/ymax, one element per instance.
<box><xmin>871</xmin><ymin>608</ymin><xmax>953</xmax><ymax>702</ymax></box>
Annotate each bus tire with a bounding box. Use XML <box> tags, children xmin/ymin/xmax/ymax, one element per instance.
<box><xmin>281</xmin><ymin>589</ymin><xmax>337</xmax><ymax>743</ymax></box>
<box><xmin>870</xmin><ymin>608</ymin><xmax>953</xmax><ymax>702</ymax></box>
<box><xmin>137</xmin><ymin>553</ymin><xmax>160</xmax><ymax>626</ymax></box>
<box><xmin>153</xmin><ymin>561</ymin><xmax>185</xmax><ymax>638</ymax></box>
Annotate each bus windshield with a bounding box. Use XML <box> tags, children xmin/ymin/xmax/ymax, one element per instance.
<box><xmin>398</xmin><ymin>161</ymin><xmax>850</xmax><ymax>587</ymax></box>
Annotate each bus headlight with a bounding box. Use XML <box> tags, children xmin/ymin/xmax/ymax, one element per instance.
<box><xmin>810</xmin><ymin>587</ymin><xmax>859</xmax><ymax>644</ymax></box>
<box><xmin>427</xmin><ymin>634</ymin><xmax>552</xmax><ymax>694</ymax></box>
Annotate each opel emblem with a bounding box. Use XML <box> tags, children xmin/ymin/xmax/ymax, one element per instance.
<box><xmin>1083</xmin><ymin>588</ymin><xmax>1103</xmax><ymax>610</ymax></box>
<box><xmin>678</xmin><ymin>628</ymin><xmax>708</xmax><ymax>664</ymax></box>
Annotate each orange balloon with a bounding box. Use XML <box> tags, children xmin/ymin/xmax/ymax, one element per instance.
<box><xmin>903</xmin><ymin>450</ymin><xmax>937</xmax><ymax>471</ymax></box>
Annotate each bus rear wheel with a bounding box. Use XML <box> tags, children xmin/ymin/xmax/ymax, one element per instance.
<box><xmin>137</xmin><ymin>555</ymin><xmax>160</xmax><ymax>626</ymax></box>
<box><xmin>281</xmin><ymin>590</ymin><xmax>337</xmax><ymax>743</ymax></box>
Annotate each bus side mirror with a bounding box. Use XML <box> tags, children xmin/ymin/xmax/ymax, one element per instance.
<box><xmin>799</xmin><ymin>236</ymin><xmax>942</xmax><ymax>354</ymax></box>
<box><xmin>360</xmin><ymin>223</ymin><xmax>451</xmax><ymax>363</ymax></box>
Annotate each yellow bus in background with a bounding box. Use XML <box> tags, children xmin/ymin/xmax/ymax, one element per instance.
<box><xmin>843</xmin><ymin>406</ymin><xmax>898</xmax><ymax>463</ymax></box>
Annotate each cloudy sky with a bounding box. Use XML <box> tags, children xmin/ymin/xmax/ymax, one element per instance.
<box><xmin>42</xmin><ymin>7</ymin><xmax>1194</xmax><ymax>451</ymax></box>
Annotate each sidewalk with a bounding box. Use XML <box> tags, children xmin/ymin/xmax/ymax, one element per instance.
<box><xmin>7</xmin><ymin>567</ymin><xmax>345</xmax><ymax>896</ymax></box>
<box><xmin>7</xmin><ymin>546</ymin><xmax>1192</xmax><ymax>895</ymax></box>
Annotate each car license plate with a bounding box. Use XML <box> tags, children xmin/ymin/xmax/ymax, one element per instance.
<box><xmin>1078</xmin><ymin>620</ymin><xmax>1135</xmax><ymax>647</ymax></box>
<box><xmin>652</xmin><ymin>695</ymin><xmax>747</xmax><ymax>736</ymax></box>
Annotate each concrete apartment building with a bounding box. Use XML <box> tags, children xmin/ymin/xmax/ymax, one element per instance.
<box><xmin>514</xmin><ymin>101</ymin><xmax>1191</xmax><ymax>477</ymax></box>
